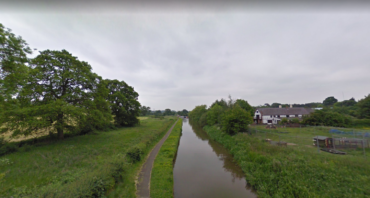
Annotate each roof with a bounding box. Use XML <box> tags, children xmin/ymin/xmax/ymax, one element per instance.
<box><xmin>313</xmin><ymin>136</ymin><xmax>328</xmax><ymax>140</ymax></box>
<box><xmin>256</xmin><ymin>107</ymin><xmax>314</xmax><ymax>115</ymax></box>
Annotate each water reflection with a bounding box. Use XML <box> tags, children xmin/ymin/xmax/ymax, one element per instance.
<box><xmin>173</xmin><ymin>119</ymin><xmax>256</xmax><ymax>198</ymax></box>
<box><xmin>189</xmin><ymin>122</ymin><xmax>245</xmax><ymax>181</ymax></box>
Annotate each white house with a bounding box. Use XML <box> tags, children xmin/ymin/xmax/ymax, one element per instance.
<box><xmin>253</xmin><ymin>105</ymin><xmax>314</xmax><ymax>124</ymax></box>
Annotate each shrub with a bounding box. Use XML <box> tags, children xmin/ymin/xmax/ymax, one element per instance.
<box><xmin>290</xmin><ymin>118</ymin><xmax>300</xmax><ymax>124</ymax></box>
<box><xmin>302</xmin><ymin>110</ymin><xmax>351</xmax><ymax>127</ymax></box>
<box><xmin>280</xmin><ymin>118</ymin><xmax>288</xmax><ymax>124</ymax></box>
<box><xmin>207</xmin><ymin>104</ymin><xmax>224</xmax><ymax>126</ymax></box>
<box><xmin>221</xmin><ymin>105</ymin><xmax>252</xmax><ymax>135</ymax></box>
<box><xmin>199</xmin><ymin>112</ymin><xmax>208</xmax><ymax>127</ymax></box>
<box><xmin>126</xmin><ymin>146</ymin><xmax>143</xmax><ymax>163</ymax></box>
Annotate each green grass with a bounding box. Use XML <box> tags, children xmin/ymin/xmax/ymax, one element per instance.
<box><xmin>0</xmin><ymin>116</ymin><xmax>176</xmax><ymax>197</ymax></box>
<box><xmin>150</xmin><ymin>120</ymin><xmax>183</xmax><ymax>198</ymax></box>
<box><xmin>251</xmin><ymin>125</ymin><xmax>370</xmax><ymax>157</ymax></box>
<box><xmin>204</xmin><ymin>125</ymin><xmax>370</xmax><ymax>198</ymax></box>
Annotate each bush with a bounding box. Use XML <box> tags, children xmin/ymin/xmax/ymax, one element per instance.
<box><xmin>206</xmin><ymin>104</ymin><xmax>224</xmax><ymax>126</ymax></box>
<box><xmin>290</xmin><ymin>118</ymin><xmax>300</xmax><ymax>124</ymax></box>
<box><xmin>221</xmin><ymin>105</ymin><xmax>252</xmax><ymax>135</ymax></box>
<box><xmin>199</xmin><ymin>112</ymin><xmax>208</xmax><ymax>127</ymax></box>
<box><xmin>280</xmin><ymin>118</ymin><xmax>288</xmax><ymax>124</ymax></box>
<box><xmin>126</xmin><ymin>146</ymin><xmax>143</xmax><ymax>163</ymax></box>
<box><xmin>302</xmin><ymin>110</ymin><xmax>351</xmax><ymax>127</ymax></box>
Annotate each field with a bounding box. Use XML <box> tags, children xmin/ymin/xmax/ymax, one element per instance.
<box><xmin>0</xmin><ymin>116</ymin><xmax>176</xmax><ymax>197</ymax></box>
<box><xmin>150</xmin><ymin>120</ymin><xmax>183</xmax><ymax>198</ymax></box>
<box><xmin>251</xmin><ymin>125</ymin><xmax>370</xmax><ymax>157</ymax></box>
<box><xmin>204</xmin><ymin>125</ymin><xmax>370</xmax><ymax>198</ymax></box>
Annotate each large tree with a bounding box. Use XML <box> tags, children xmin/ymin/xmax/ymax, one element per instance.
<box><xmin>105</xmin><ymin>79</ymin><xmax>141</xmax><ymax>126</ymax></box>
<box><xmin>0</xmin><ymin>50</ymin><xmax>111</xmax><ymax>139</ymax></box>
<box><xmin>323</xmin><ymin>96</ymin><xmax>338</xmax><ymax>106</ymax></box>
<box><xmin>0</xmin><ymin>23</ymin><xmax>31</xmax><ymax>101</ymax></box>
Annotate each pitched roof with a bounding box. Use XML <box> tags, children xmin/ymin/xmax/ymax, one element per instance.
<box><xmin>256</xmin><ymin>107</ymin><xmax>314</xmax><ymax>115</ymax></box>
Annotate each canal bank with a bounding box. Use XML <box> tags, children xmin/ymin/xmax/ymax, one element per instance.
<box><xmin>173</xmin><ymin>119</ymin><xmax>256</xmax><ymax>198</ymax></box>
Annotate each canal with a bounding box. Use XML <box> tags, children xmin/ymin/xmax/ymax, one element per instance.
<box><xmin>173</xmin><ymin>118</ymin><xmax>257</xmax><ymax>198</ymax></box>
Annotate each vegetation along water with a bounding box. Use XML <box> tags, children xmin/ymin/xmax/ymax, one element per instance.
<box><xmin>150</xmin><ymin>119</ymin><xmax>183</xmax><ymax>198</ymax></box>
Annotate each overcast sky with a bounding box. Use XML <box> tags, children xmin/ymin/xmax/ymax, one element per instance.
<box><xmin>1</xmin><ymin>2</ymin><xmax>370</xmax><ymax>110</ymax></box>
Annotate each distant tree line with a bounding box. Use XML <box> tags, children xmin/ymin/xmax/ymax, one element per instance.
<box><xmin>189</xmin><ymin>96</ymin><xmax>254</xmax><ymax>135</ymax></box>
<box><xmin>0</xmin><ymin>23</ymin><xmax>141</xmax><ymax>139</ymax></box>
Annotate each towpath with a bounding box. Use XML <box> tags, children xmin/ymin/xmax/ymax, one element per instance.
<box><xmin>136</xmin><ymin>120</ymin><xmax>178</xmax><ymax>198</ymax></box>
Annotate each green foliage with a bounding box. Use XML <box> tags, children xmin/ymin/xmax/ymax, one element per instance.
<box><xmin>206</xmin><ymin>104</ymin><xmax>223</xmax><ymax>126</ymax></box>
<box><xmin>290</xmin><ymin>118</ymin><xmax>300</xmax><ymax>124</ymax></box>
<box><xmin>0</xmin><ymin>117</ymin><xmax>176</xmax><ymax>197</ymax></box>
<box><xmin>221</xmin><ymin>105</ymin><xmax>252</xmax><ymax>135</ymax></box>
<box><xmin>210</xmin><ymin>99</ymin><xmax>228</xmax><ymax>109</ymax></box>
<box><xmin>199</xmin><ymin>112</ymin><xmax>208</xmax><ymax>127</ymax></box>
<box><xmin>105</xmin><ymin>79</ymin><xmax>140</xmax><ymax>127</ymax></box>
<box><xmin>204</xmin><ymin>125</ymin><xmax>370</xmax><ymax>198</ymax></box>
<box><xmin>163</xmin><ymin>108</ymin><xmax>176</xmax><ymax>116</ymax></box>
<box><xmin>126</xmin><ymin>146</ymin><xmax>143</xmax><ymax>163</ymax></box>
<box><xmin>323</xmin><ymin>96</ymin><xmax>338</xmax><ymax>106</ymax></box>
<box><xmin>140</xmin><ymin>106</ymin><xmax>151</xmax><ymax>116</ymax></box>
<box><xmin>1</xmin><ymin>50</ymin><xmax>112</xmax><ymax>139</ymax></box>
<box><xmin>235</xmin><ymin>99</ymin><xmax>254</xmax><ymax>116</ymax></box>
<box><xmin>302</xmin><ymin>110</ymin><xmax>351</xmax><ymax>127</ymax></box>
<box><xmin>335</xmin><ymin>97</ymin><xmax>357</xmax><ymax>107</ymax></box>
<box><xmin>357</xmin><ymin>94</ymin><xmax>370</xmax><ymax>119</ymax></box>
<box><xmin>0</xmin><ymin>23</ymin><xmax>32</xmax><ymax>101</ymax></box>
<box><xmin>280</xmin><ymin>118</ymin><xmax>288</xmax><ymax>124</ymax></box>
<box><xmin>177</xmin><ymin>109</ymin><xmax>189</xmax><ymax>116</ymax></box>
<box><xmin>188</xmin><ymin>105</ymin><xmax>207</xmax><ymax>123</ymax></box>
<box><xmin>151</xmin><ymin>120</ymin><xmax>182</xmax><ymax>198</ymax></box>
<box><xmin>351</xmin><ymin>118</ymin><xmax>370</xmax><ymax>128</ymax></box>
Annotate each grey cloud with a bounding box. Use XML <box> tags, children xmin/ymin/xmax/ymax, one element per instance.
<box><xmin>1</xmin><ymin>11</ymin><xmax>370</xmax><ymax>110</ymax></box>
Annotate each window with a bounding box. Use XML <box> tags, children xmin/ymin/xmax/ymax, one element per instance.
<box><xmin>278</xmin><ymin>115</ymin><xmax>280</xmax><ymax>118</ymax></box>
<box><xmin>295</xmin><ymin>115</ymin><xmax>298</xmax><ymax>117</ymax></box>
<box><xmin>270</xmin><ymin>115</ymin><xmax>272</xmax><ymax>118</ymax></box>
<box><xmin>286</xmin><ymin>115</ymin><xmax>289</xmax><ymax>118</ymax></box>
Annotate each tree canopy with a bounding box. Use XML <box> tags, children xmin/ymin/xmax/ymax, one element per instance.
<box><xmin>0</xmin><ymin>23</ymin><xmax>31</xmax><ymax>102</ymax></box>
<box><xmin>323</xmin><ymin>96</ymin><xmax>338</xmax><ymax>106</ymax></box>
<box><xmin>105</xmin><ymin>79</ymin><xmax>140</xmax><ymax>127</ymax></box>
<box><xmin>1</xmin><ymin>50</ymin><xmax>112</xmax><ymax>139</ymax></box>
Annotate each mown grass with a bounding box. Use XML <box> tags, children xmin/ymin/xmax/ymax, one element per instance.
<box><xmin>204</xmin><ymin>125</ymin><xmax>370</xmax><ymax>198</ymax></box>
<box><xmin>0</xmin><ymin>116</ymin><xmax>176</xmax><ymax>198</ymax></box>
<box><xmin>150</xmin><ymin>120</ymin><xmax>183</xmax><ymax>198</ymax></box>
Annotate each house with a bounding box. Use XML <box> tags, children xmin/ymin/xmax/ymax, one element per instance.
<box><xmin>253</xmin><ymin>105</ymin><xmax>314</xmax><ymax>124</ymax></box>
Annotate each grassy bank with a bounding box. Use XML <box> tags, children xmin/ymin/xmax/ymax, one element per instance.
<box><xmin>0</xmin><ymin>117</ymin><xmax>176</xmax><ymax>197</ymax></box>
<box><xmin>204</xmin><ymin>125</ymin><xmax>370</xmax><ymax>198</ymax></box>
<box><xmin>150</xmin><ymin>120</ymin><xmax>183</xmax><ymax>198</ymax></box>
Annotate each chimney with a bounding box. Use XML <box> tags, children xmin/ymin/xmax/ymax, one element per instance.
<box><xmin>279</xmin><ymin>105</ymin><xmax>282</xmax><ymax>108</ymax></box>
<box><xmin>290</xmin><ymin>104</ymin><xmax>293</xmax><ymax>108</ymax></box>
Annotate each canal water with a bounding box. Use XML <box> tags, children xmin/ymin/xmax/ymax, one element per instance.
<box><xmin>173</xmin><ymin>119</ymin><xmax>256</xmax><ymax>198</ymax></box>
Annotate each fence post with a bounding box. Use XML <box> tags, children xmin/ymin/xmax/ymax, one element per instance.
<box><xmin>315</xmin><ymin>126</ymin><xmax>320</xmax><ymax>153</ymax></box>
<box><xmin>333</xmin><ymin>135</ymin><xmax>336</xmax><ymax>150</ymax></box>
<box><xmin>363</xmin><ymin>133</ymin><xmax>366</xmax><ymax>157</ymax></box>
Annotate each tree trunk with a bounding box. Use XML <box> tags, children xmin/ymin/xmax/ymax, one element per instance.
<box><xmin>57</xmin><ymin>127</ymin><xmax>64</xmax><ymax>139</ymax></box>
<box><xmin>57</xmin><ymin>113</ymin><xmax>64</xmax><ymax>139</ymax></box>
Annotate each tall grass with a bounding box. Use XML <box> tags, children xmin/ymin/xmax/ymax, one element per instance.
<box><xmin>204</xmin><ymin>125</ymin><xmax>370</xmax><ymax>198</ymax></box>
<box><xmin>150</xmin><ymin>120</ymin><xmax>183</xmax><ymax>198</ymax></box>
<box><xmin>0</xmin><ymin>117</ymin><xmax>176</xmax><ymax>197</ymax></box>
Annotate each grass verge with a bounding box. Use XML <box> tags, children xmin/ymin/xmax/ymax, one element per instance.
<box><xmin>204</xmin><ymin>125</ymin><xmax>370</xmax><ymax>198</ymax></box>
<box><xmin>150</xmin><ymin>120</ymin><xmax>183</xmax><ymax>198</ymax></box>
<box><xmin>0</xmin><ymin>117</ymin><xmax>176</xmax><ymax>197</ymax></box>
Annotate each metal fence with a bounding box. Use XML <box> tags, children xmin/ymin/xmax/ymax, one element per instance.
<box><xmin>249</xmin><ymin>125</ymin><xmax>370</xmax><ymax>157</ymax></box>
